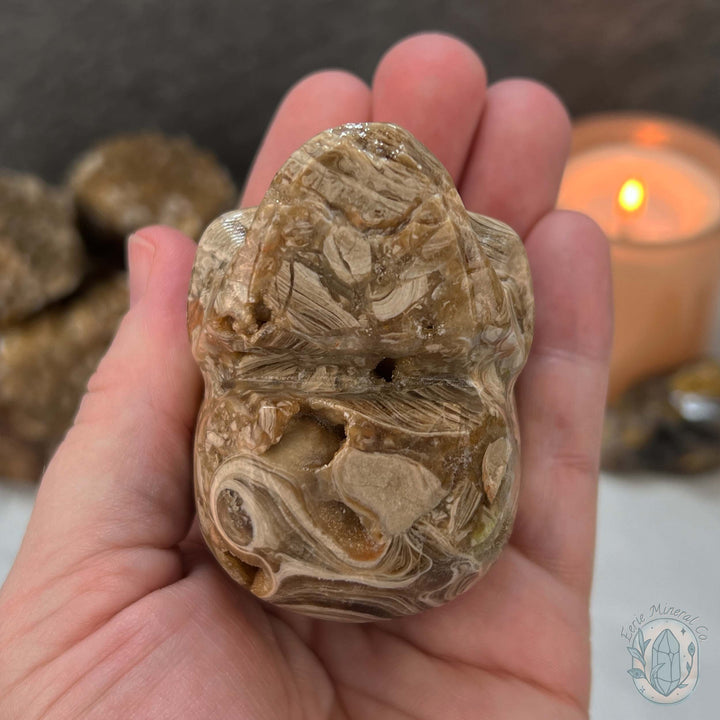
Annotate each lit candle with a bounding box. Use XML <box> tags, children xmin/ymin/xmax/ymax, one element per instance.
<box><xmin>558</xmin><ymin>114</ymin><xmax>720</xmax><ymax>400</ymax></box>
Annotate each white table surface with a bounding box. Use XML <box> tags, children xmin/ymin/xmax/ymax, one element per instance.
<box><xmin>2</xmin><ymin>468</ymin><xmax>719</xmax><ymax>718</ymax></box>
<box><xmin>591</xmin><ymin>470</ymin><xmax>720</xmax><ymax>718</ymax></box>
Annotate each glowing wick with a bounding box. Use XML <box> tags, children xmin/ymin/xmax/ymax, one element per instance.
<box><xmin>617</xmin><ymin>177</ymin><xmax>646</xmax><ymax>214</ymax></box>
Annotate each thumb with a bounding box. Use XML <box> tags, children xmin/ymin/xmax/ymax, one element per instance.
<box><xmin>18</xmin><ymin>226</ymin><xmax>202</xmax><ymax>571</ymax></box>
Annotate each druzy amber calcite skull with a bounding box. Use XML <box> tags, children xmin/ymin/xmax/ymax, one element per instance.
<box><xmin>188</xmin><ymin>123</ymin><xmax>533</xmax><ymax>621</ymax></box>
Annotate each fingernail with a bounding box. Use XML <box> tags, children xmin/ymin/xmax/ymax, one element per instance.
<box><xmin>128</xmin><ymin>233</ymin><xmax>156</xmax><ymax>306</ymax></box>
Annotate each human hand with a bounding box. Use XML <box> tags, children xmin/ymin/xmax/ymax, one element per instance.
<box><xmin>0</xmin><ymin>33</ymin><xmax>611</xmax><ymax>720</ymax></box>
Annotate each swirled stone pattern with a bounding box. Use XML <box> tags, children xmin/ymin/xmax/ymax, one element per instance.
<box><xmin>188</xmin><ymin>123</ymin><xmax>533</xmax><ymax>621</ymax></box>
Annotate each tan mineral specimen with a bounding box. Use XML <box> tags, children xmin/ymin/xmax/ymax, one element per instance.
<box><xmin>69</xmin><ymin>132</ymin><xmax>237</xmax><ymax>245</ymax></box>
<box><xmin>188</xmin><ymin>123</ymin><xmax>533</xmax><ymax>621</ymax></box>
<box><xmin>0</xmin><ymin>273</ymin><xmax>128</xmax><ymax>481</ymax></box>
<box><xmin>0</xmin><ymin>172</ymin><xmax>86</xmax><ymax>327</ymax></box>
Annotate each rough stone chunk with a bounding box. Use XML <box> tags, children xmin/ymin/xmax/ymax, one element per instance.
<box><xmin>0</xmin><ymin>172</ymin><xmax>86</xmax><ymax>327</ymax></box>
<box><xmin>69</xmin><ymin>132</ymin><xmax>236</xmax><ymax>245</ymax></box>
<box><xmin>602</xmin><ymin>359</ymin><xmax>720</xmax><ymax>474</ymax></box>
<box><xmin>0</xmin><ymin>273</ymin><xmax>128</xmax><ymax>481</ymax></box>
<box><xmin>188</xmin><ymin>123</ymin><xmax>534</xmax><ymax>621</ymax></box>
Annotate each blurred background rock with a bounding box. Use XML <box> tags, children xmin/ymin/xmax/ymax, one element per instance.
<box><xmin>2</xmin><ymin>0</ymin><xmax>719</xmax><ymax>184</ymax></box>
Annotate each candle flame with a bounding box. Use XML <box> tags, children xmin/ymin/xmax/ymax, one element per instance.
<box><xmin>617</xmin><ymin>178</ymin><xmax>646</xmax><ymax>214</ymax></box>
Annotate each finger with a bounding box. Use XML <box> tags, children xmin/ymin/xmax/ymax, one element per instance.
<box><xmin>240</xmin><ymin>70</ymin><xmax>371</xmax><ymax>206</ymax></box>
<box><xmin>371</xmin><ymin>32</ymin><xmax>487</xmax><ymax>183</ymax></box>
<box><xmin>513</xmin><ymin>210</ymin><xmax>612</xmax><ymax>594</ymax></box>
<box><xmin>20</xmin><ymin>227</ymin><xmax>201</xmax><ymax>568</ymax></box>
<box><xmin>459</xmin><ymin>79</ymin><xmax>571</xmax><ymax>238</ymax></box>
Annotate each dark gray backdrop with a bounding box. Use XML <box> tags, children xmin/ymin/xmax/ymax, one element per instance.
<box><xmin>1</xmin><ymin>0</ymin><xmax>719</xmax><ymax>184</ymax></box>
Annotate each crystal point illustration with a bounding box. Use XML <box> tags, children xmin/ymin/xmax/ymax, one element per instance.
<box><xmin>652</xmin><ymin>629</ymin><xmax>682</xmax><ymax>695</ymax></box>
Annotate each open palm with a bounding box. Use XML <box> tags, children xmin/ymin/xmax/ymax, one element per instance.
<box><xmin>0</xmin><ymin>33</ymin><xmax>611</xmax><ymax>720</ymax></box>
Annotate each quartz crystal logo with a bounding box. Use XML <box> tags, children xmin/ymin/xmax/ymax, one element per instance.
<box><xmin>626</xmin><ymin>618</ymin><xmax>700</xmax><ymax>704</ymax></box>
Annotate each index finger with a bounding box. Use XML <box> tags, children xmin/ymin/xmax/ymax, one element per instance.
<box><xmin>240</xmin><ymin>70</ymin><xmax>371</xmax><ymax>206</ymax></box>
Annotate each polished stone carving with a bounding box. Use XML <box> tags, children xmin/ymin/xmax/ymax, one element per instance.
<box><xmin>189</xmin><ymin>123</ymin><xmax>533</xmax><ymax>620</ymax></box>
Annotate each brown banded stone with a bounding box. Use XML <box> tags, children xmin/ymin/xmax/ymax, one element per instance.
<box><xmin>188</xmin><ymin>123</ymin><xmax>533</xmax><ymax>620</ymax></box>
